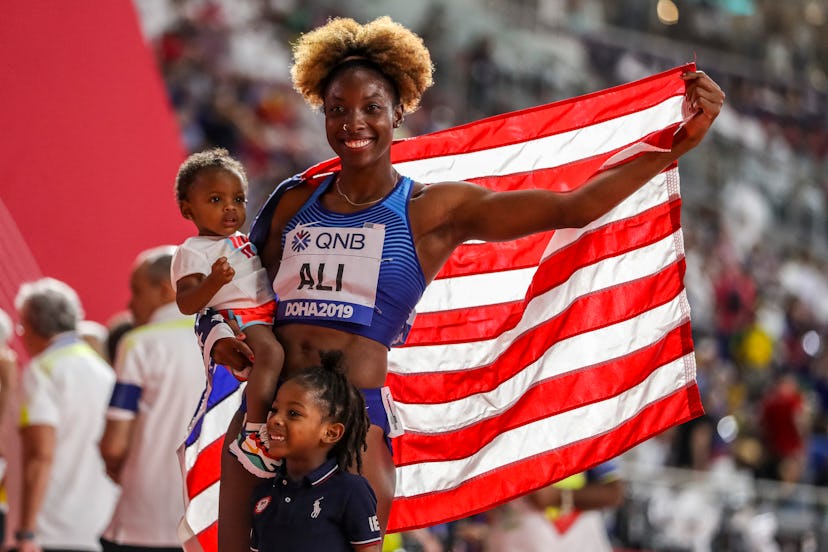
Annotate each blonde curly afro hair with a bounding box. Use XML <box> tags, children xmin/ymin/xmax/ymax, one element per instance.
<box><xmin>290</xmin><ymin>16</ymin><xmax>434</xmax><ymax>113</ymax></box>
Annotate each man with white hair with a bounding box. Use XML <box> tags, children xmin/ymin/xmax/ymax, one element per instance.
<box><xmin>15</xmin><ymin>278</ymin><xmax>118</xmax><ymax>551</ymax></box>
<box><xmin>99</xmin><ymin>246</ymin><xmax>204</xmax><ymax>552</ymax></box>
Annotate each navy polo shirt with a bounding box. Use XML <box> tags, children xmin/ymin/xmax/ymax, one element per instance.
<box><xmin>250</xmin><ymin>458</ymin><xmax>381</xmax><ymax>551</ymax></box>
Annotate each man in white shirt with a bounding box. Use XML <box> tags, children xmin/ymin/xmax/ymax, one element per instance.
<box><xmin>99</xmin><ymin>247</ymin><xmax>204</xmax><ymax>552</ymax></box>
<box><xmin>15</xmin><ymin>278</ymin><xmax>118</xmax><ymax>551</ymax></box>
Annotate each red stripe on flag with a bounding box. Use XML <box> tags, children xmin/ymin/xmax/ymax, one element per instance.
<box><xmin>197</xmin><ymin>522</ymin><xmax>218</xmax><ymax>552</ymax></box>
<box><xmin>186</xmin><ymin>437</ymin><xmax>223</xmax><ymax>499</ymax></box>
<box><xmin>437</xmin><ymin>234</ymin><xmax>553</xmax><ymax>280</ymax></box>
<box><xmin>388</xmin><ymin>384</ymin><xmax>704</xmax><ymax>532</ymax></box>
<box><xmin>402</xmin><ymin>300</ymin><xmax>525</xmax><ymax>346</ymax></box>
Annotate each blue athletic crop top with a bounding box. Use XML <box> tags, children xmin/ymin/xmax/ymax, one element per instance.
<box><xmin>275</xmin><ymin>174</ymin><xmax>426</xmax><ymax>348</ymax></box>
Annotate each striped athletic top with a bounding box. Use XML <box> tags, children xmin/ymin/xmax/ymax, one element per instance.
<box><xmin>276</xmin><ymin>174</ymin><xmax>426</xmax><ymax>348</ymax></box>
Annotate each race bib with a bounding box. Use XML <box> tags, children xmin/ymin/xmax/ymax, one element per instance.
<box><xmin>274</xmin><ymin>223</ymin><xmax>385</xmax><ymax>325</ymax></box>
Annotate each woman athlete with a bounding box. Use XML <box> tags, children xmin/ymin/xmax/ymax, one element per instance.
<box><xmin>207</xmin><ymin>16</ymin><xmax>725</xmax><ymax>551</ymax></box>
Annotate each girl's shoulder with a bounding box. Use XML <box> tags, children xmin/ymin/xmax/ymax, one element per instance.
<box><xmin>336</xmin><ymin>471</ymin><xmax>376</xmax><ymax>497</ymax></box>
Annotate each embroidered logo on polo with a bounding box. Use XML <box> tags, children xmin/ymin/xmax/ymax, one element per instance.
<box><xmin>311</xmin><ymin>497</ymin><xmax>324</xmax><ymax>518</ymax></box>
<box><xmin>274</xmin><ymin>223</ymin><xmax>385</xmax><ymax>326</ymax></box>
<box><xmin>254</xmin><ymin>496</ymin><xmax>271</xmax><ymax>514</ymax></box>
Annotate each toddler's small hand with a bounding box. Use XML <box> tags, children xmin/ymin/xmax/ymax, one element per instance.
<box><xmin>210</xmin><ymin>257</ymin><xmax>235</xmax><ymax>284</ymax></box>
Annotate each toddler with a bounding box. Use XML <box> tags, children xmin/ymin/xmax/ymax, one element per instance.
<box><xmin>172</xmin><ymin>148</ymin><xmax>284</xmax><ymax>478</ymax></box>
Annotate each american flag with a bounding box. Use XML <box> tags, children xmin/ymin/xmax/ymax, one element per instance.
<box><xmin>178</xmin><ymin>63</ymin><xmax>704</xmax><ymax>548</ymax></box>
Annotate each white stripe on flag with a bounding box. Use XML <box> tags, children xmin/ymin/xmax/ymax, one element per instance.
<box><xmin>395</xmin><ymin>98</ymin><xmax>684</xmax><ymax>182</ymax></box>
<box><xmin>184</xmin><ymin>481</ymin><xmax>220</xmax><ymax>535</ymax></box>
<box><xmin>183</xmin><ymin>384</ymin><xmax>244</xmax><ymax>471</ymax></box>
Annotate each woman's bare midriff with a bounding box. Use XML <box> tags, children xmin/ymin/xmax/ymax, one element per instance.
<box><xmin>274</xmin><ymin>323</ymin><xmax>389</xmax><ymax>389</ymax></box>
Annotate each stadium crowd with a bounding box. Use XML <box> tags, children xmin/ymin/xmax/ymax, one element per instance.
<box><xmin>1</xmin><ymin>0</ymin><xmax>827</xmax><ymax>550</ymax></box>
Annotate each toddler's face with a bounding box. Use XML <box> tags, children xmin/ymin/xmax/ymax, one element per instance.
<box><xmin>181</xmin><ymin>168</ymin><xmax>247</xmax><ymax>236</ymax></box>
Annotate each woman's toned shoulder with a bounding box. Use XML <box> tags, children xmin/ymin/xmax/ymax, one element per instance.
<box><xmin>409</xmin><ymin>179</ymin><xmax>489</xmax><ymax>207</ymax></box>
<box><xmin>260</xmin><ymin>179</ymin><xmax>320</xmax><ymax>271</ymax></box>
<box><xmin>407</xmin><ymin>179</ymin><xmax>492</xmax><ymax>280</ymax></box>
<box><xmin>280</xmin><ymin>179</ymin><xmax>317</xmax><ymax>203</ymax></box>
<box><xmin>270</xmin><ymin>180</ymin><xmax>317</xmax><ymax>225</ymax></box>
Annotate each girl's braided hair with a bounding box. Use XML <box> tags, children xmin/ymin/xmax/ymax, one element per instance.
<box><xmin>290</xmin><ymin>16</ymin><xmax>434</xmax><ymax>113</ymax></box>
<box><xmin>292</xmin><ymin>350</ymin><xmax>371</xmax><ymax>473</ymax></box>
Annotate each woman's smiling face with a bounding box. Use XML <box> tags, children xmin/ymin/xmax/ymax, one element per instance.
<box><xmin>322</xmin><ymin>65</ymin><xmax>403</xmax><ymax>169</ymax></box>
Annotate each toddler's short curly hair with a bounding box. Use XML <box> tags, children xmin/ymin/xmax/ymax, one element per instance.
<box><xmin>175</xmin><ymin>147</ymin><xmax>248</xmax><ymax>202</ymax></box>
<box><xmin>290</xmin><ymin>16</ymin><xmax>434</xmax><ymax>113</ymax></box>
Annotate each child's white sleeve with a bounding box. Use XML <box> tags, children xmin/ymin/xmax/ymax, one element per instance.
<box><xmin>170</xmin><ymin>242</ymin><xmax>211</xmax><ymax>289</ymax></box>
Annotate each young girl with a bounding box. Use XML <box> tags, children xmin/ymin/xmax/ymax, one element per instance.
<box><xmin>250</xmin><ymin>351</ymin><xmax>380</xmax><ymax>551</ymax></box>
<box><xmin>172</xmin><ymin>148</ymin><xmax>285</xmax><ymax>478</ymax></box>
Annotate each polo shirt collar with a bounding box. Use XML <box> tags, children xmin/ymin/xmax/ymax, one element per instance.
<box><xmin>279</xmin><ymin>458</ymin><xmax>339</xmax><ymax>487</ymax></box>
<box><xmin>308</xmin><ymin>458</ymin><xmax>339</xmax><ymax>486</ymax></box>
<box><xmin>47</xmin><ymin>331</ymin><xmax>82</xmax><ymax>351</ymax></box>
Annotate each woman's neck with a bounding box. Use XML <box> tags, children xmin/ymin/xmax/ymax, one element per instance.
<box><xmin>335</xmin><ymin>164</ymin><xmax>399</xmax><ymax>205</ymax></box>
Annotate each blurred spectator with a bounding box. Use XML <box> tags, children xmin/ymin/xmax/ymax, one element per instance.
<box><xmin>713</xmin><ymin>260</ymin><xmax>757</xmax><ymax>362</ymax></box>
<box><xmin>779</xmin><ymin>296</ymin><xmax>820</xmax><ymax>376</ymax></box>
<box><xmin>78</xmin><ymin>320</ymin><xmax>110</xmax><ymax>362</ymax></box>
<box><xmin>99</xmin><ymin>246</ymin><xmax>204</xmax><ymax>552</ymax></box>
<box><xmin>104</xmin><ymin>317</ymin><xmax>135</xmax><ymax>367</ymax></box>
<box><xmin>14</xmin><ymin>278</ymin><xmax>118</xmax><ymax>551</ymax></box>
<box><xmin>458</xmin><ymin>461</ymin><xmax>624</xmax><ymax>551</ymax></box>
<box><xmin>670</xmin><ymin>414</ymin><xmax>717</xmax><ymax>472</ymax></box>
<box><xmin>758</xmin><ymin>373</ymin><xmax>809</xmax><ymax>483</ymax></box>
<box><xmin>463</xmin><ymin>35</ymin><xmax>501</xmax><ymax>120</ymax></box>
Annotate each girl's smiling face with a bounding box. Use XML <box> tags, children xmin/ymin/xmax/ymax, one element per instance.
<box><xmin>266</xmin><ymin>379</ymin><xmax>343</xmax><ymax>472</ymax></box>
